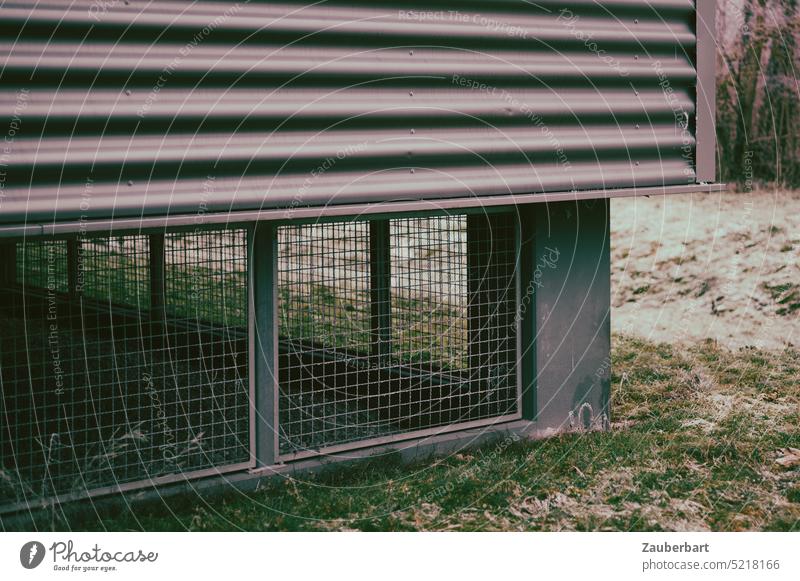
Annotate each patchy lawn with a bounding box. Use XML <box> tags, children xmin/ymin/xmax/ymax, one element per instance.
<box><xmin>13</xmin><ymin>335</ymin><xmax>798</xmax><ymax>532</ymax></box>
<box><xmin>611</xmin><ymin>189</ymin><xmax>800</xmax><ymax>350</ymax></box>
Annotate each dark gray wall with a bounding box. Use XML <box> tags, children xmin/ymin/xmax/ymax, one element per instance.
<box><xmin>521</xmin><ymin>200</ymin><xmax>611</xmax><ymax>432</ymax></box>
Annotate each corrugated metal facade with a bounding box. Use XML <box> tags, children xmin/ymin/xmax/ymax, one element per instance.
<box><xmin>1</xmin><ymin>0</ymin><xmax>705</xmax><ymax>224</ymax></box>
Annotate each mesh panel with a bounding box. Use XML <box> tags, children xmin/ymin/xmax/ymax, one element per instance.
<box><xmin>278</xmin><ymin>222</ymin><xmax>372</xmax><ymax>353</ymax></box>
<box><xmin>16</xmin><ymin>239</ymin><xmax>69</xmax><ymax>293</ymax></box>
<box><xmin>81</xmin><ymin>236</ymin><xmax>150</xmax><ymax>306</ymax></box>
<box><xmin>277</xmin><ymin>213</ymin><xmax>519</xmax><ymax>456</ymax></box>
<box><xmin>391</xmin><ymin>216</ymin><xmax>468</xmax><ymax>370</ymax></box>
<box><xmin>277</xmin><ymin>222</ymin><xmax>379</xmax><ymax>452</ymax></box>
<box><xmin>0</xmin><ymin>230</ymin><xmax>250</xmax><ymax>506</ymax></box>
<box><xmin>166</xmin><ymin>230</ymin><xmax>248</xmax><ymax>327</ymax></box>
<box><xmin>1</xmin><ymin>214</ymin><xmax>520</xmax><ymax>499</ymax></box>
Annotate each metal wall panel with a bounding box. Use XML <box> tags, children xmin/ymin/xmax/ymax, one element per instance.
<box><xmin>1</xmin><ymin>0</ymin><xmax>706</xmax><ymax>224</ymax></box>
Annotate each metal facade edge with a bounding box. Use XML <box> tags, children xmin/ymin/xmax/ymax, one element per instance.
<box><xmin>0</xmin><ymin>184</ymin><xmax>727</xmax><ymax>240</ymax></box>
<box><xmin>696</xmin><ymin>0</ymin><xmax>718</xmax><ymax>182</ymax></box>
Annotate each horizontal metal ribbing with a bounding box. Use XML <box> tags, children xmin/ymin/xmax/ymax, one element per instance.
<box><xmin>7</xmin><ymin>126</ymin><xmax>694</xmax><ymax>167</ymax></box>
<box><xmin>1</xmin><ymin>43</ymin><xmax>694</xmax><ymax>81</ymax></box>
<box><xmin>0</xmin><ymin>88</ymin><xmax>694</xmax><ymax>121</ymax></box>
<box><xmin>1</xmin><ymin>2</ymin><xmax>695</xmax><ymax>46</ymax></box>
<box><xmin>1</xmin><ymin>159</ymin><xmax>695</xmax><ymax>222</ymax></box>
<box><xmin>0</xmin><ymin>0</ymin><xmax>700</xmax><ymax>221</ymax></box>
<box><xmin>2</xmin><ymin>0</ymin><xmax>695</xmax><ymax>10</ymax></box>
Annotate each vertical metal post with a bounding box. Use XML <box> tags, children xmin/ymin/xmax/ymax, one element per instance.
<box><xmin>526</xmin><ymin>200</ymin><xmax>611</xmax><ymax>432</ymax></box>
<box><xmin>250</xmin><ymin>223</ymin><xmax>278</xmax><ymax>467</ymax></box>
<box><xmin>67</xmin><ymin>238</ymin><xmax>80</xmax><ymax>299</ymax></box>
<box><xmin>696</xmin><ymin>0</ymin><xmax>717</xmax><ymax>183</ymax></box>
<box><xmin>149</xmin><ymin>233</ymin><xmax>166</xmax><ymax>329</ymax></box>
<box><xmin>518</xmin><ymin>206</ymin><xmax>537</xmax><ymax>420</ymax></box>
<box><xmin>467</xmin><ymin>213</ymin><xmax>516</xmax><ymax>387</ymax></box>
<box><xmin>0</xmin><ymin>242</ymin><xmax>16</xmax><ymax>286</ymax></box>
<box><xmin>465</xmin><ymin>212</ymin><xmax>518</xmax><ymax>420</ymax></box>
<box><xmin>467</xmin><ymin>214</ymin><xmax>497</xmax><ymax>393</ymax></box>
<box><xmin>369</xmin><ymin>219</ymin><xmax>392</xmax><ymax>363</ymax></box>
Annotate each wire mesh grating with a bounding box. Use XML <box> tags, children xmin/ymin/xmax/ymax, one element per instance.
<box><xmin>16</xmin><ymin>239</ymin><xmax>69</xmax><ymax>294</ymax></box>
<box><xmin>80</xmin><ymin>235</ymin><xmax>151</xmax><ymax>306</ymax></box>
<box><xmin>0</xmin><ymin>229</ymin><xmax>250</xmax><ymax>507</ymax></box>
<box><xmin>276</xmin><ymin>212</ymin><xmax>519</xmax><ymax>456</ymax></box>
<box><xmin>2</xmin><ymin>213</ymin><xmax>521</xmax><ymax>502</ymax></box>
<box><xmin>165</xmin><ymin>230</ymin><xmax>248</xmax><ymax>328</ymax></box>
